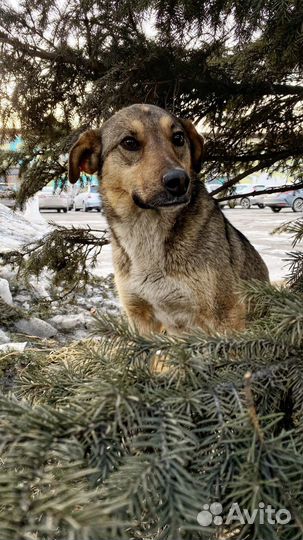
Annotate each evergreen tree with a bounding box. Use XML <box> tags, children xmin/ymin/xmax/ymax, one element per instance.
<box><xmin>0</xmin><ymin>219</ymin><xmax>302</xmax><ymax>539</ymax></box>
<box><xmin>0</xmin><ymin>0</ymin><xmax>303</xmax><ymax>201</ymax></box>
<box><xmin>1</xmin><ymin>3</ymin><xmax>303</xmax><ymax>539</ymax></box>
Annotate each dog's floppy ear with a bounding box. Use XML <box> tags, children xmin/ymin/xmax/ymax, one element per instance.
<box><xmin>68</xmin><ymin>129</ymin><xmax>102</xmax><ymax>184</ymax></box>
<box><xmin>179</xmin><ymin>119</ymin><xmax>204</xmax><ymax>173</ymax></box>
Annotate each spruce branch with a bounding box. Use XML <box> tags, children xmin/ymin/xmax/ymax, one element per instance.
<box><xmin>273</xmin><ymin>218</ymin><xmax>303</xmax><ymax>248</ymax></box>
<box><xmin>0</xmin><ymin>306</ymin><xmax>303</xmax><ymax>539</ymax></box>
<box><xmin>284</xmin><ymin>252</ymin><xmax>303</xmax><ymax>292</ymax></box>
<box><xmin>0</xmin><ymin>297</ymin><xmax>29</xmax><ymax>327</ymax></box>
<box><xmin>0</xmin><ymin>225</ymin><xmax>110</xmax><ymax>294</ymax></box>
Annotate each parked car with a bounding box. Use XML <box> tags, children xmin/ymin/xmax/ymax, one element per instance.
<box><xmin>227</xmin><ymin>185</ymin><xmax>267</xmax><ymax>209</ymax></box>
<box><xmin>38</xmin><ymin>186</ymin><xmax>73</xmax><ymax>212</ymax></box>
<box><xmin>0</xmin><ymin>183</ymin><xmax>16</xmax><ymax>209</ymax></box>
<box><xmin>73</xmin><ymin>184</ymin><xmax>102</xmax><ymax>212</ymax></box>
<box><xmin>263</xmin><ymin>188</ymin><xmax>303</xmax><ymax>213</ymax></box>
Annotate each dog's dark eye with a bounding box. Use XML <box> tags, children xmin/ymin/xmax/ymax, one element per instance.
<box><xmin>172</xmin><ymin>131</ymin><xmax>185</xmax><ymax>147</ymax></box>
<box><xmin>120</xmin><ymin>136</ymin><xmax>140</xmax><ymax>151</ymax></box>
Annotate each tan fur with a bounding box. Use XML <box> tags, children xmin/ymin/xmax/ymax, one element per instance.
<box><xmin>159</xmin><ymin>115</ymin><xmax>175</xmax><ymax>134</ymax></box>
<box><xmin>130</xmin><ymin>119</ymin><xmax>145</xmax><ymax>139</ymax></box>
<box><xmin>69</xmin><ymin>104</ymin><xmax>269</xmax><ymax>336</ymax></box>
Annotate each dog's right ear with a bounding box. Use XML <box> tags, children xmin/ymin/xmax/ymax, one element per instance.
<box><xmin>178</xmin><ymin>119</ymin><xmax>204</xmax><ymax>173</ymax></box>
<box><xmin>68</xmin><ymin>129</ymin><xmax>102</xmax><ymax>184</ymax></box>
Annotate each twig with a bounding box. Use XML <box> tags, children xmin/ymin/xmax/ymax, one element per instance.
<box><xmin>244</xmin><ymin>371</ymin><xmax>264</xmax><ymax>444</ymax></box>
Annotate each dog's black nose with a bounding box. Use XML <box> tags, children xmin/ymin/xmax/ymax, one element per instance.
<box><xmin>162</xmin><ymin>169</ymin><xmax>190</xmax><ymax>197</ymax></box>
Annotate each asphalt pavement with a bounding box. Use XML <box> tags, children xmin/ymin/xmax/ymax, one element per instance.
<box><xmin>43</xmin><ymin>207</ymin><xmax>301</xmax><ymax>282</ymax></box>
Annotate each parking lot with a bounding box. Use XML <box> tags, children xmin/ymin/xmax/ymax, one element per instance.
<box><xmin>42</xmin><ymin>206</ymin><xmax>301</xmax><ymax>282</ymax></box>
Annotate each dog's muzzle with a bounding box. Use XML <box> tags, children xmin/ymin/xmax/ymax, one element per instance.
<box><xmin>132</xmin><ymin>169</ymin><xmax>191</xmax><ymax>210</ymax></box>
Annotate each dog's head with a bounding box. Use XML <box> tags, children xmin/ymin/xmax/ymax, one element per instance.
<box><xmin>69</xmin><ymin>104</ymin><xmax>204</xmax><ymax>213</ymax></box>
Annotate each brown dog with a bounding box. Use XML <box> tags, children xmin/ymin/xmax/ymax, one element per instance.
<box><xmin>69</xmin><ymin>104</ymin><xmax>269</xmax><ymax>335</ymax></box>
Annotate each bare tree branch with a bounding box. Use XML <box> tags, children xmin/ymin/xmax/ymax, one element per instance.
<box><xmin>211</xmin><ymin>160</ymin><xmax>277</xmax><ymax>195</ymax></box>
<box><xmin>0</xmin><ymin>31</ymin><xmax>101</xmax><ymax>72</ymax></box>
<box><xmin>218</xmin><ymin>182</ymin><xmax>303</xmax><ymax>202</ymax></box>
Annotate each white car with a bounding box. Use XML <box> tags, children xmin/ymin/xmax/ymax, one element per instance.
<box><xmin>227</xmin><ymin>184</ymin><xmax>267</xmax><ymax>209</ymax></box>
<box><xmin>73</xmin><ymin>185</ymin><xmax>102</xmax><ymax>212</ymax></box>
<box><xmin>38</xmin><ymin>186</ymin><xmax>73</xmax><ymax>212</ymax></box>
<box><xmin>263</xmin><ymin>188</ymin><xmax>303</xmax><ymax>212</ymax></box>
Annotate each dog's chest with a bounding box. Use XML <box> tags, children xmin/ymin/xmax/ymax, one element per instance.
<box><xmin>113</xmin><ymin>215</ymin><xmax>201</xmax><ymax>330</ymax></box>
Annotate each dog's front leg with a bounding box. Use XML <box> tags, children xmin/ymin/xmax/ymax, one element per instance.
<box><xmin>121</xmin><ymin>293</ymin><xmax>163</xmax><ymax>336</ymax></box>
<box><xmin>124</xmin><ymin>295</ymin><xmax>172</xmax><ymax>374</ymax></box>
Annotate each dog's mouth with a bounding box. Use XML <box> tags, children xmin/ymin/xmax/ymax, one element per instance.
<box><xmin>157</xmin><ymin>197</ymin><xmax>190</xmax><ymax>208</ymax></box>
<box><xmin>132</xmin><ymin>193</ymin><xmax>190</xmax><ymax>210</ymax></box>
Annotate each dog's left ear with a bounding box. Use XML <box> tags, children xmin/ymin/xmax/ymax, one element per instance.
<box><xmin>179</xmin><ymin>119</ymin><xmax>204</xmax><ymax>173</ymax></box>
<box><xmin>68</xmin><ymin>129</ymin><xmax>102</xmax><ymax>184</ymax></box>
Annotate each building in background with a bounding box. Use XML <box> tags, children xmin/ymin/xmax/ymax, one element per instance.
<box><xmin>0</xmin><ymin>134</ymin><xmax>22</xmax><ymax>188</ymax></box>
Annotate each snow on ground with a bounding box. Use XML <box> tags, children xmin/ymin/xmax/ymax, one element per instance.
<box><xmin>224</xmin><ymin>207</ymin><xmax>300</xmax><ymax>283</ymax></box>
<box><xmin>0</xmin><ymin>202</ymin><xmax>49</xmax><ymax>251</ymax></box>
<box><xmin>0</xmin><ymin>204</ymin><xmax>118</xmax><ymax>348</ymax></box>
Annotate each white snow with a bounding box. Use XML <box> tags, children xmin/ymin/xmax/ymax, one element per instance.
<box><xmin>0</xmin><ymin>203</ymin><xmax>49</xmax><ymax>251</ymax></box>
<box><xmin>0</xmin><ymin>342</ymin><xmax>27</xmax><ymax>353</ymax></box>
<box><xmin>23</xmin><ymin>196</ymin><xmax>48</xmax><ymax>225</ymax></box>
<box><xmin>0</xmin><ymin>329</ymin><xmax>10</xmax><ymax>343</ymax></box>
<box><xmin>0</xmin><ymin>278</ymin><xmax>13</xmax><ymax>305</ymax></box>
<box><xmin>47</xmin><ymin>313</ymin><xmax>86</xmax><ymax>332</ymax></box>
<box><xmin>0</xmin><ymin>203</ymin><xmax>118</xmax><ymax>344</ymax></box>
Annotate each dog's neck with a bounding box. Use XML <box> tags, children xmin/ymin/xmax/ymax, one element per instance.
<box><xmin>110</xmin><ymin>207</ymin><xmax>178</xmax><ymax>267</ymax></box>
<box><xmin>104</xmin><ymin>180</ymin><xmax>217</xmax><ymax>267</ymax></box>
